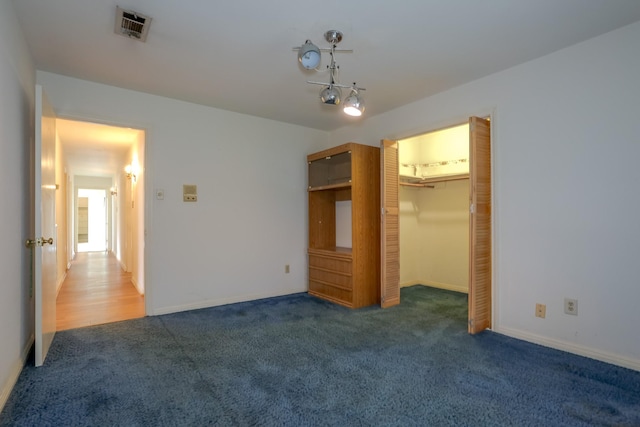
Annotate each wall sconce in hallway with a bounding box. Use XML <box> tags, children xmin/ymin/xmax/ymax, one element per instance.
<box><xmin>125</xmin><ymin>164</ymin><xmax>137</xmax><ymax>182</ymax></box>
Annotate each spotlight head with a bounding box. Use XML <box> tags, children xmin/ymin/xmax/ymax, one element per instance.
<box><xmin>320</xmin><ymin>86</ymin><xmax>342</xmax><ymax>105</ymax></box>
<box><xmin>298</xmin><ymin>40</ymin><xmax>321</xmax><ymax>70</ymax></box>
<box><xmin>343</xmin><ymin>89</ymin><xmax>365</xmax><ymax>116</ymax></box>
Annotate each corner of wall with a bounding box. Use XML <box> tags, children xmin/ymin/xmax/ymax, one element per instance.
<box><xmin>0</xmin><ymin>334</ymin><xmax>33</xmax><ymax>413</ymax></box>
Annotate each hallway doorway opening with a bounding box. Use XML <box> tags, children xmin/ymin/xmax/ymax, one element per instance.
<box><xmin>56</xmin><ymin>118</ymin><xmax>147</xmax><ymax>329</ymax></box>
<box><xmin>77</xmin><ymin>188</ymin><xmax>107</xmax><ymax>253</ymax></box>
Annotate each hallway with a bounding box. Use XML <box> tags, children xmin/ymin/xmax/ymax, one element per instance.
<box><xmin>56</xmin><ymin>252</ymin><xmax>145</xmax><ymax>331</ymax></box>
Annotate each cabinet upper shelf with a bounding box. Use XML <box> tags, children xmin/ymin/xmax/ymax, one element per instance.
<box><xmin>308</xmin><ymin>181</ymin><xmax>352</xmax><ymax>192</ymax></box>
<box><xmin>308</xmin><ymin>146</ymin><xmax>352</xmax><ymax>190</ymax></box>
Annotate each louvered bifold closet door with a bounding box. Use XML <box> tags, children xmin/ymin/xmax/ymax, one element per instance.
<box><xmin>468</xmin><ymin>117</ymin><xmax>491</xmax><ymax>334</ymax></box>
<box><xmin>381</xmin><ymin>139</ymin><xmax>400</xmax><ymax>308</ymax></box>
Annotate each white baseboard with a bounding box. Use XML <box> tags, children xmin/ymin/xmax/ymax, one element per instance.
<box><xmin>149</xmin><ymin>288</ymin><xmax>305</xmax><ymax>316</ymax></box>
<box><xmin>130</xmin><ymin>275</ymin><xmax>143</xmax><ymax>295</ymax></box>
<box><xmin>0</xmin><ymin>334</ymin><xmax>33</xmax><ymax>413</ymax></box>
<box><xmin>401</xmin><ymin>280</ymin><xmax>468</xmax><ymax>294</ymax></box>
<box><xmin>401</xmin><ymin>285</ymin><xmax>639</xmax><ymax>371</ymax></box>
<box><xmin>495</xmin><ymin>326</ymin><xmax>640</xmax><ymax>372</ymax></box>
<box><xmin>400</xmin><ymin>280</ymin><xmax>422</xmax><ymax>288</ymax></box>
<box><xmin>56</xmin><ymin>271</ymin><xmax>67</xmax><ymax>297</ymax></box>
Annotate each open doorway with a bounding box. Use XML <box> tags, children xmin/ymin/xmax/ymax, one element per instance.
<box><xmin>398</xmin><ymin>123</ymin><xmax>470</xmax><ymax>295</ymax></box>
<box><xmin>77</xmin><ymin>188</ymin><xmax>107</xmax><ymax>252</ymax></box>
<box><xmin>381</xmin><ymin>117</ymin><xmax>491</xmax><ymax>333</ymax></box>
<box><xmin>56</xmin><ymin>118</ymin><xmax>146</xmax><ymax>330</ymax></box>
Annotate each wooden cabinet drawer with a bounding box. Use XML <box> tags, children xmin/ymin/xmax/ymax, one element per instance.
<box><xmin>309</xmin><ymin>267</ymin><xmax>352</xmax><ymax>290</ymax></box>
<box><xmin>309</xmin><ymin>281</ymin><xmax>353</xmax><ymax>307</ymax></box>
<box><xmin>308</xmin><ymin>254</ymin><xmax>352</xmax><ymax>275</ymax></box>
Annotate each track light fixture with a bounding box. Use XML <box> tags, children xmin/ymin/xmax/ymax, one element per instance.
<box><xmin>295</xmin><ymin>30</ymin><xmax>365</xmax><ymax>116</ymax></box>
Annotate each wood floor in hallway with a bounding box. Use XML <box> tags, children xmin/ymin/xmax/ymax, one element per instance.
<box><xmin>56</xmin><ymin>252</ymin><xmax>145</xmax><ymax>331</ymax></box>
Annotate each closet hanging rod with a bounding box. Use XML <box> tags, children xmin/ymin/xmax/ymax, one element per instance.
<box><xmin>417</xmin><ymin>173</ymin><xmax>470</xmax><ymax>184</ymax></box>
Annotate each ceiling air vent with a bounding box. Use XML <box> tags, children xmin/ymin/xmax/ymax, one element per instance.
<box><xmin>114</xmin><ymin>6</ymin><xmax>151</xmax><ymax>42</ymax></box>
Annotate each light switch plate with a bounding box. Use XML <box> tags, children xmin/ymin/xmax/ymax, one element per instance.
<box><xmin>183</xmin><ymin>184</ymin><xmax>197</xmax><ymax>202</ymax></box>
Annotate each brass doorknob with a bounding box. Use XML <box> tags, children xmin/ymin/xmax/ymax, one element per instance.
<box><xmin>24</xmin><ymin>237</ymin><xmax>54</xmax><ymax>248</ymax></box>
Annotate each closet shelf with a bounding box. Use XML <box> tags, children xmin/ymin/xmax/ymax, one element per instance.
<box><xmin>400</xmin><ymin>173</ymin><xmax>469</xmax><ymax>187</ymax></box>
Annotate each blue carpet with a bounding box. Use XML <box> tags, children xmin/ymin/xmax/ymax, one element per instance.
<box><xmin>1</xmin><ymin>286</ymin><xmax>639</xmax><ymax>426</ymax></box>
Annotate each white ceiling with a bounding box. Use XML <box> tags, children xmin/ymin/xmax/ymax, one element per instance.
<box><xmin>56</xmin><ymin>119</ymin><xmax>142</xmax><ymax>177</ymax></box>
<box><xmin>12</xmin><ymin>0</ymin><xmax>640</xmax><ymax>176</ymax></box>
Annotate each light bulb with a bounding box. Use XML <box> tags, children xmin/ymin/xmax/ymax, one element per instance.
<box><xmin>343</xmin><ymin>90</ymin><xmax>364</xmax><ymax>116</ymax></box>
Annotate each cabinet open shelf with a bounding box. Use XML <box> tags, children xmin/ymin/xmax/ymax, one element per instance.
<box><xmin>308</xmin><ymin>181</ymin><xmax>352</xmax><ymax>192</ymax></box>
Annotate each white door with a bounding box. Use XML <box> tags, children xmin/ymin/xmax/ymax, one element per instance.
<box><xmin>32</xmin><ymin>85</ymin><xmax>57</xmax><ymax>366</ymax></box>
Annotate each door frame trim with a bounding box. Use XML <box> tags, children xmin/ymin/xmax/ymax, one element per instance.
<box><xmin>52</xmin><ymin>112</ymin><xmax>150</xmax><ymax>316</ymax></box>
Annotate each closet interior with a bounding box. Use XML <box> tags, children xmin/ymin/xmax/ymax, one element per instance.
<box><xmin>398</xmin><ymin>123</ymin><xmax>470</xmax><ymax>295</ymax></box>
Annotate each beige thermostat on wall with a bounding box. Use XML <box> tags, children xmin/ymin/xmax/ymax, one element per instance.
<box><xmin>183</xmin><ymin>184</ymin><xmax>197</xmax><ymax>202</ymax></box>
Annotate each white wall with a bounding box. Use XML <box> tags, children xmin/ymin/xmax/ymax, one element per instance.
<box><xmin>0</xmin><ymin>0</ymin><xmax>35</xmax><ymax>409</ymax></box>
<box><xmin>331</xmin><ymin>21</ymin><xmax>640</xmax><ymax>370</ymax></box>
<box><xmin>113</xmin><ymin>168</ymin><xmax>126</xmax><ymax>270</ymax></box>
<box><xmin>37</xmin><ymin>71</ymin><xmax>329</xmax><ymax>315</ymax></box>
<box><xmin>75</xmin><ymin>176</ymin><xmax>113</xmax><ymax>188</ymax></box>
<box><xmin>123</xmin><ymin>138</ymin><xmax>145</xmax><ymax>294</ymax></box>
<box><xmin>402</xmin><ymin>124</ymin><xmax>469</xmax><ymax>179</ymax></box>
<box><xmin>399</xmin><ymin>180</ymin><xmax>469</xmax><ymax>293</ymax></box>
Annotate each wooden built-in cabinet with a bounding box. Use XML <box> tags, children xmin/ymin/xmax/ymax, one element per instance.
<box><xmin>307</xmin><ymin>143</ymin><xmax>380</xmax><ymax>308</ymax></box>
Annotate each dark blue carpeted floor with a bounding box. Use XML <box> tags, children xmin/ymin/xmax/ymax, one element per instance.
<box><xmin>1</xmin><ymin>286</ymin><xmax>639</xmax><ymax>426</ymax></box>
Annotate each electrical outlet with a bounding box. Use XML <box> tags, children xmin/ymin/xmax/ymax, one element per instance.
<box><xmin>285</xmin><ymin>265</ymin><xmax>290</xmax><ymax>274</ymax></box>
<box><xmin>535</xmin><ymin>303</ymin><xmax>546</xmax><ymax>318</ymax></box>
<box><xmin>564</xmin><ymin>298</ymin><xmax>578</xmax><ymax>315</ymax></box>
